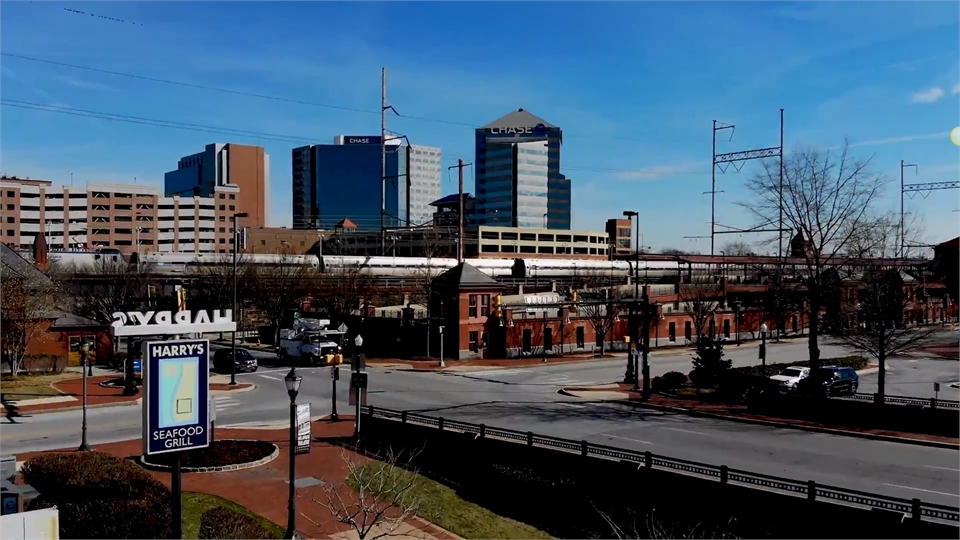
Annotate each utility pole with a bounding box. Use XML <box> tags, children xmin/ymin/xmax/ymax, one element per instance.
<box><xmin>778</xmin><ymin>108</ymin><xmax>784</xmax><ymax>260</ymax></box>
<box><xmin>899</xmin><ymin>160</ymin><xmax>917</xmax><ymax>259</ymax></box>
<box><xmin>380</xmin><ymin>67</ymin><xmax>387</xmax><ymax>256</ymax></box>
<box><xmin>448</xmin><ymin>160</ymin><xmax>472</xmax><ymax>263</ymax></box>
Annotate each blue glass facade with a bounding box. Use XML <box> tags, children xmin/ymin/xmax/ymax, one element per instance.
<box><xmin>292</xmin><ymin>142</ymin><xmax>409</xmax><ymax>231</ymax></box>
<box><xmin>163</xmin><ymin>143</ymin><xmax>225</xmax><ymax>197</ymax></box>
<box><xmin>474</xmin><ymin>110</ymin><xmax>571</xmax><ymax>230</ymax></box>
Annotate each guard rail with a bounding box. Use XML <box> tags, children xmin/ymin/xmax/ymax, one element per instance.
<box><xmin>843</xmin><ymin>393</ymin><xmax>960</xmax><ymax>410</ymax></box>
<box><xmin>361</xmin><ymin>406</ymin><xmax>960</xmax><ymax>524</ymax></box>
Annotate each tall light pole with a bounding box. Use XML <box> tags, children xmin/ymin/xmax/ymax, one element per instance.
<box><xmin>77</xmin><ymin>345</ymin><xmax>92</xmax><ymax>452</ymax></box>
<box><xmin>759</xmin><ymin>323</ymin><xmax>768</xmax><ymax>376</ymax></box>
<box><xmin>283</xmin><ymin>366</ymin><xmax>302</xmax><ymax>540</ymax></box>
<box><xmin>231</xmin><ymin>212</ymin><xmax>248</xmax><ymax>386</ymax></box>
<box><xmin>623</xmin><ymin>210</ymin><xmax>639</xmax><ymax>385</ymax></box>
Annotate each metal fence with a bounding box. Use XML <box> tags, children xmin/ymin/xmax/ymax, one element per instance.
<box><xmin>362</xmin><ymin>406</ymin><xmax>960</xmax><ymax>524</ymax></box>
<box><xmin>843</xmin><ymin>393</ymin><xmax>960</xmax><ymax>410</ymax></box>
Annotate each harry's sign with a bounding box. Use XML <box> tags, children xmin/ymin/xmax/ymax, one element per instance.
<box><xmin>111</xmin><ymin>310</ymin><xmax>236</xmax><ymax>336</ymax></box>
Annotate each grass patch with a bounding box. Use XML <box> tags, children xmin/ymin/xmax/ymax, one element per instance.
<box><xmin>732</xmin><ymin>355</ymin><xmax>868</xmax><ymax>378</ymax></box>
<box><xmin>181</xmin><ymin>491</ymin><xmax>282</xmax><ymax>539</ymax></box>
<box><xmin>347</xmin><ymin>461</ymin><xmax>552</xmax><ymax>539</ymax></box>
<box><xmin>1</xmin><ymin>372</ymin><xmax>75</xmax><ymax>400</ymax></box>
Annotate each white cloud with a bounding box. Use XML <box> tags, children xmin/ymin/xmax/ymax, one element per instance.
<box><xmin>614</xmin><ymin>162</ymin><xmax>708</xmax><ymax>181</ymax></box>
<box><xmin>952</xmin><ymin>83</ymin><xmax>960</xmax><ymax>95</ymax></box>
<box><xmin>847</xmin><ymin>132</ymin><xmax>946</xmax><ymax>148</ymax></box>
<box><xmin>910</xmin><ymin>87</ymin><xmax>944</xmax><ymax>103</ymax></box>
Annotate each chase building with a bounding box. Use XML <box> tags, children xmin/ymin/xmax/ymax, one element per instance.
<box><xmin>474</xmin><ymin>109</ymin><xmax>571</xmax><ymax>230</ymax></box>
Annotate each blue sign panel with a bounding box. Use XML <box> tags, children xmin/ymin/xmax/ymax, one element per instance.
<box><xmin>142</xmin><ymin>339</ymin><xmax>210</xmax><ymax>456</ymax></box>
<box><xmin>343</xmin><ymin>136</ymin><xmax>382</xmax><ymax>145</ymax></box>
<box><xmin>133</xmin><ymin>358</ymin><xmax>142</xmax><ymax>374</ymax></box>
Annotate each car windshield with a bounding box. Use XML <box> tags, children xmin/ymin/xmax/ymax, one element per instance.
<box><xmin>781</xmin><ymin>368</ymin><xmax>802</xmax><ymax>378</ymax></box>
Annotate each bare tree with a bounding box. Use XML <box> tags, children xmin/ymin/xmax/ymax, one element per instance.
<box><xmin>845</xmin><ymin>211</ymin><xmax>926</xmax><ymax>260</ymax></box>
<box><xmin>0</xmin><ymin>264</ymin><xmax>59</xmax><ymax>376</ymax></box>
<box><xmin>311</xmin><ymin>263</ymin><xmax>372</xmax><ymax>323</ymax></box>
<box><xmin>741</xmin><ymin>142</ymin><xmax>888</xmax><ymax>370</ymax></box>
<box><xmin>246</xmin><ymin>255</ymin><xmax>312</xmax><ymax>341</ymax></box>
<box><xmin>68</xmin><ymin>257</ymin><xmax>153</xmax><ymax>323</ymax></box>
<box><xmin>306</xmin><ymin>447</ymin><xmax>433</xmax><ymax>540</ymax></box>
<box><xmin>594</xmin><ymin>505</ymin><xmax>740</xmax><ymax>539</ymax></box>
<box><xmin>659</xmin><ymin>248</ymin><xmax>690</xmax><ymax>256</ymax></box>
<box><xmin>751</xmin><ymin>264</ymin><xmax>799</xmax><ymax>341</ymax></box>
<box><xmin>721</xmin><ymin>240</ymin><xmax>755</xmax><ymax>256</ymax></box>
<box><xmin>579</xmin><ymin>292</ymin><xmax>625</xmax><ymax>356</ymax></box>
<box><xmin>555</xmin><ymin>315</ymin><xmax>574</xmax><ymax>355</ymax></box>
<box><xmin>680</xmin><ymin>284</ymin><xmax>720</xmax><ymax>340</ymax></box>
<box><xmin>505</xmin><ymin>318</ymin><xmax>543</xmax><ymax>357</ymax></box>
<box><xmin>189</xmin><ymin>253</ymin><xmax>246</xmax><ymax>312</ymax></box>
<box><xmin>836</xmin><ymin>266</ymin><xmax>935</xmax><ymax>401</ymax></box>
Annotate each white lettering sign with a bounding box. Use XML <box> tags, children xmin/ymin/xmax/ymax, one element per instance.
<box><xmin>111</xmin><ymin>310</ymin><xmax>236</xmax><ymax>337</ymax></box>
<box><xmin>349</xmin><ymin>138</ymin><xmax>371</xmax><ymax>144</ymax></box>
<box><xmin>488</xmin><ymin>124</ymin><xmax>547</xmax><ymax>136</ymax></box>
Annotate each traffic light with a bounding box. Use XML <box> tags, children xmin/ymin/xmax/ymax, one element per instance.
<box><xmin>494</xmin><ymin>294</ymin><xmax>503</xmax><ymax>319</ymax></box>
<box><xmin>570</xmin><ymin>292</ymin><xmax>579</xmax><ymax>315</ymax></box>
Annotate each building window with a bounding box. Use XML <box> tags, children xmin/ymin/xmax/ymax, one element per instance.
<box><xmin>468</xmin><ymin>295</ymin><xmax>477</xmax><ymax>318</ymax></box>
<box><xmin>229</xmin><ymin>205</ymin><xmax>235</xmax><ymax>211</ymax></box>
<box><xmin>219</xmin><ymin>194</ymin><xmax>225</xmax><ymax>199</ymax></box>
<box><xmin>5</xmin><ymin>230</ymin><xmax>13</xmax><ymax>236</ymax></box>
<box><xmin>668</xmin><ymin>322</ymin><xmax>676</xmax><ymax>342</ymax></box>
<box><xmin>219</xmin><ymin>205</ymin><xmax>225</xmax><ymax>210</ymax></box>
<box><xmin>469</xmin><ymin>331</ymin><xmax>479</xmax><ymax>352</ymax></box>
<box><xmin>219</xmin><ymin>238</ymin><xmax>225</xmax><ymax>244</ymax></box>
<box><xmin>5</xmin><ymin>217</ymin><xmax>13</xmax><ymax>223</ymax></box>
<box><xmin>219</xmin><ymin>216</ymin><xmax>225</xmax><ymax>222</ymax></box>
<box><xmin>723</xmin><ymin>319</ymin><xmax>730</xmax><ymax>338</ymax></box>
<box><xmin>229</xmin><ymin>194</ymin><xmax>236</xmax><ymax>200</ymax></box>
<box><xmin>685</xmin><ymin>321</ymin><xmax>692</xmax><ymax>341</ymax></box>
<box><xmin>576</xmin><ymin>326</ymin><xmax>585</xmax><ymax>349</ymax></box>
<box><xmin>480</xmin><ymin>294</ymin><xmax>490</xmax><ymax>317</ymax></box>
<box><xmin>219</xmin><ymin>227</ymin><xmax>225</xmax><ymax>233</ymax></box>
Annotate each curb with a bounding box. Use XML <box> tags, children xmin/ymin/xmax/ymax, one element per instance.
<box><xmin>19</xmin><ymin>398</ymin><xmax>143</xmax><ymax>415</ymax></box>
<box><xmin>391</xmin><ymin>355</ymin><xmax>623</xmax><ymax>373</ymax></box>
<box><xmin>218</xmin><ymin>414</ymin><xmax>330</xmax><ymax>430</ymax></box>
<box><xmin>612</xmin><ymin>399</ymin><xmax>960</xmax><ymax>451</ymax></box>
<box><xmin>138</xmin><ymin>440</ymin><xmax>279</xmax><ymax>473</ymax></box>
<box><xmin>211</xmin><ymin>383</ymin><xmax>257</xmax><ymax>395</ymax></box>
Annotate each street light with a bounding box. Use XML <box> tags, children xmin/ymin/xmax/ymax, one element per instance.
<box><xmin>623</xmin><ymin>210</ymin><xmax>639</xmax><ymax>385</ymax></box>
<box><xmin>283</xmin><ymin>366</ymin><xmax>302</xmax><ymax>540</ymax></box>
<box><xmin>77</xmin><ymin>344</ymin><xmax>92</xmax><ymax>452</ymax></box>
<box><xmin>231</xmin><ymin>211</ymin><xmax>249</xmax><ymax>386</ymax></box>
<box><xmin>733</xmin><ymin>301</ymin><xmax>741</xmax><ymax>346</ymax></box>
<box><xmin>759</xmin><ymin>323</ymin><xmax>768</xmax><ymax>376</ymax></box>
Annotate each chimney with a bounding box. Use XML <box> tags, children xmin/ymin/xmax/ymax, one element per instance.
<box><xmin>33</xmin><ymin>228</ymin><xmax>49</xmax><ymax>271</ymax></box>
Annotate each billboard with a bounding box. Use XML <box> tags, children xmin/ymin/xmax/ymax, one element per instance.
<box><xmin>142</xmin><ymin>339</ymin><xmax>211</xmax><ymax>456</ymax></box>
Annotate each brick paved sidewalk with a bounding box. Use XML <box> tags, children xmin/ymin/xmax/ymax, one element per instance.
<box><xmin>368</xmin><ymin>353</ymin><xmax>619</xmax><ymax>371</ymax></box>
<box><xmin>15</xmin><ymin>418</ymin><xmax>458</xmax><ymax>540</ymax></box>
<box><xmin>562</xmin><ymin>382</ymin><xmax>960</xmax><ymax>447</ymax></box>
<box><xmin>11</xmin><ymin>375</ymin><xmax>253</xmax><ymax>414</ymax></box>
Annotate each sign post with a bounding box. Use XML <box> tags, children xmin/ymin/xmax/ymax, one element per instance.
<box><xmin>142</xmin><ymin>339</ymin><xmax>211</xmax><ymax>540</ymax></box>
<box><xmin>296</xmin><ymin>404</ymin><xmax>311</xmax><ymax>454</ymax></box>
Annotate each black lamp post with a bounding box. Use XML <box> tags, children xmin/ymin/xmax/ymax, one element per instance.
<box><xmin>283</xmin><ymin>367</ymin><xmax>302</xmax><ymax>540</ymax></box>
<box><xmin>623</xmin><ymin>210</ymin><xmax>639</xmax><ymax>384</ymax></box>
<box><xmin>77</xmin><ymin>345</ymin><xmax>92</xmax><ymax>452</ymax></box>
<box><xmin>733</xmin><ymin>301</ymin><xmax>741</xmax><ymax>346</ymax></box>
<box><xmin>759</xmin><ymin>323</ymin><xmax>768</xmax><ymax>376</ymax></box>
<box><xmin>231</xmin><ymin>211</ymin><xmax>249</xmax><ymax>386</ymax></box>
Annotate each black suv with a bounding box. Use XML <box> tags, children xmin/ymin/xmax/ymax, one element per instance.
<box><xmin>796</xmin><ymin>366</ymin><xmax>859</xmax><ymax>397</ymax></box>
<box><xmin>212</xmin><ymin>348</ymin><xmax>259</xmax><ymax>374</ymax></box>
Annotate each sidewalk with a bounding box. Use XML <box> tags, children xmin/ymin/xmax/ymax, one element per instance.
<box><xmin>560</xmin><ymin>382</ymin><xmax>960</xmax><ymax>449</ymax></box>
<box><xmin>11</xmin><ymin>374</ymin><xmax>254</xmax><ymax>415</ymax></box>
<box><xmin>15</xmin><ymin>419</ymin><xmax>458</xmax><ymax>540</ymax></box>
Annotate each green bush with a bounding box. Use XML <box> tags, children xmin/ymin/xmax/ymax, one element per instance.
<box><xmin>21</xmin><ymin>452</ymin><xmax>172</xmax><ymax>539</ymax></box>
<box><xmin>661</xmin><ymin>371</ymin><xmax>688</xmax><ymax>389</ymax></box>
<box><xmin>689</xmin><ymin>339</ymin><xmax>732</xmax><ymax>388</ymax></box>
<box><xmin>198</xmin><ymin>506</ymin><xmax>277</xmax><ymax>539</ymax></box>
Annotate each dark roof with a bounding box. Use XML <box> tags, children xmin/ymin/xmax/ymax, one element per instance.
<box><xmin>335</xmin><ymin>218</ymin><xmax>358</xmax><ymax>230</ymax></box>
<box><xmin>433</xmin><ymin>262</ymin><xmax>501</xmax><ymax>289</ymax></box>
<box><xmin>430</xmin><ymin>193</ymin><xmax>472</xmax><ymax>207</ymax></box>
<box><xmin>936</xmin><ymin>237</ymin><xmax>959</xmax><ymax>249</ymax></box>
<box><xmin>50</xmin><ymin>311</ymin><xmax>107</xmax><ymax>330</ymax></box>
<box><xmin>480</xmin><ymin>108</ymin><xmax>557</xmax><ymax>130</ymax></box>
<box><xmin>0</xmin><ymin>243</ymin><xmax>51</xmax><ymax>285</ymax></box>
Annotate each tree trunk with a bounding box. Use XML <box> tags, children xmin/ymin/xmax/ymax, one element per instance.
<box><xmin>877</xmin><ymin>351</ymin><xmax>886</xmax><ymax>403</ymax></box>
<box><xmin>807</xmin><ymin>298</ymin><xmax>822</xmax><ymax>370</ymax></box>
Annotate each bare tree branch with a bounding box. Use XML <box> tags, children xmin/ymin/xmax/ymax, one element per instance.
<box><xmin>246</xmin><ymin>254</ymin><xmax>312</xmax><ymax>341</ymax></box>
<box><xmin>579</xmin><ymin>291</ymin><xmax>625</xmax><ymax>356</ymax></box>
<box><xmin>1</xmin><ymin>264</ymin><xmax>60</xmax><ymax>376</ymax></box>
<box><xmin>739</xmin><ymin>142</ymin><xmax>889</xmax><ymax>370</ymax></box>
<box><xmin>67</xmin><ymin>257</ymin><xmax>154</xmax><ymax>323</ymax></box>
<box><xmin>680</xmin><ymin>284</ymin><xmax>720</xmax><ymax>340</ymax></box>
<box><xmin>311</xmin><ymin>263</ymin><xmax>372</xmax><ymax>323</ymax></box>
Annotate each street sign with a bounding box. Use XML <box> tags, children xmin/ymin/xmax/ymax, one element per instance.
<box><xmin>350</xmin><ymin>371</ymin><xmax>368</xmax><ymax>390</ymax></box>
<box><xmin>934</xmin><ymin>382</ymin><xmax>941</xmax><ymax>392</ymax></box>
<box><xmin>133</xmin><ymin>358</ymin><xmax>142</xmax><ymax>375</ymax></box>
<box><xmin>337</xmin><ymin>323</ymin><xmax>348</xmax><ymax>333</ymax></box>
<box><xmin>142</xmin><ymin>339</ymin><xmax>211</xmax><ymax>456</ymax></box>
<box><xmin>348</xmin><ymin>387</ymin><xmax>368</xmax><ymax>407</ymax></box>
<box><xmin>296</xmin><ymin>403</ymin><xmax>311</xmax><ymax>455</ymax></box>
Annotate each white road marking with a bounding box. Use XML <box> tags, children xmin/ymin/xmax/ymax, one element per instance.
<box><xmin>214</xmin><ymin>397</ymin><xmax>242</xmax><ymax>411</ymax></box>
<box><xmin>882</xmin><ymin>483</ymin><xmax>959</xmax><ymax>497</ymax></box>
<box><xmin>662</xmin><ymin>427</ymin><xmax>706</xmax><ymax>436</ymax></box>
<box><xmin>556</xmin><ymin>402</ymin><xmax>585</xmax><ymax>409</ymax></box>
<box><xmin>604</xmin><ymin>434</ymin><xmax>653</xmax><ymax>445</ymax></box>
<box><xmin>925</xmin><ymin>465</ymin><xmax>960</xmax><ymax>473</ymax></box>
<box><xmin>257</xmin><ymin>374</ymin><xmax>284</xmax><ymax>381</ymax></box>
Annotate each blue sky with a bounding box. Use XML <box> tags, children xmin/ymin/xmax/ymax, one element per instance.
<box><xmin>2</xmin><ymin>1</ymin><xmax>958</xmax><ymax>252</ymax></box>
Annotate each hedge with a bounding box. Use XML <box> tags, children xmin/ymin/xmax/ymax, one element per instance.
<box><xmin>199</xmin><ymin>506</ymin><xmax>278</xmax><ymax>539</ymax></box>
<box><xmin>731</xmin><ymin>355</ymin><xmax>867</xmax><ymax>378</ymax></box>
<box><xmin>21</xmin><ymin>452</ymin><xmax>172</xmax><ymax>539</ymax></box>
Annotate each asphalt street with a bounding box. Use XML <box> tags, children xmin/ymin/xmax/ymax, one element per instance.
<box><xmin>3</xmin><ymin>334</ymin><xmax>958</xmax><ymax>510</ymax></box>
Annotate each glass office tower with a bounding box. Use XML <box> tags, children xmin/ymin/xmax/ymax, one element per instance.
<box><xmin>292</xmin><ymin>137</ymin><xmax>440</xmax><ymax>231</ymax></box>
<box><xmin>474</xmin><ymin>109</ymin><xmax>571</xmax><ymax>230</ymax></box>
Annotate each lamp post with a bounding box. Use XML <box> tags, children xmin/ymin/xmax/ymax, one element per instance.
<box><xmin>759</xmin><ymin>323</ymin><xmax>768</xmax><ymax>376</ymax></box>
<box><xmin>283</xmin><ymin>366</ymin><xmax>302</xmax><ymax>540</ymax></box>
<box><xmin>77</xmin><ymin>344</ymin><xmax>92</xmax><ymax>452</ymax></box>
<box><xmin>438</xmin><ymin>326</ymin><xmax>445</xmax><ymax>368</ymax></box>
<box><xmin>623</xmin><ymin>210</ymin><xmax>639</xmax><ymax>385</ymax></box>
<box><xmin>353</xmin><ymin>334</ymin><xmax>364</xmax><ymax>437</ymax></box>
<box><xmin>231</xmin><ymin>211</ymin><xmax>249</xmax><ymax>386</ymax></box>
<box><xmin>733</xmin><ymin>301</ymin><xmax>741</xmax><ymax>346</ymax></box>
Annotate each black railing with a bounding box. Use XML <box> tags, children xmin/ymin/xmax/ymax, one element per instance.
<box><xmin>363</xmin><ymin>406</ymin><xmax>960</xmax><ymax>524</ymax></box>
<box><xmin>842</xmin><ymin>393</ymin><xmax>960</xmax><ymax>410</ymax></box>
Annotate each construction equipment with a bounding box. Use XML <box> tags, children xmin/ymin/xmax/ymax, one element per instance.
<box><xmin>276</xmin><ymin>318</ymin><xmax>345</xmax><ymax>366</ymax></box>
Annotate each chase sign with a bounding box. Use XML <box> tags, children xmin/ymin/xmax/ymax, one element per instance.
<box><xmin>488</xmin><ymin>123</ymin><xmax>548</xmax><ymax>136</ymax></box>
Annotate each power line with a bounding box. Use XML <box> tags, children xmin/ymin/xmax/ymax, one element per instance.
<box><xmin>1</xmin><ymin>98</ymin><xmax>711</xmax><ymax>178</ymax></box>
<box><xmin>1</xmin><ymin>52</ymin><xmax>653</xmax><ymax>142</ymax></box>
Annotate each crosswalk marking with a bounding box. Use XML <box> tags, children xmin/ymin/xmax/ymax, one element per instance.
<box><xmin>214</xmin><ymin>397</ymin><xmax>242</xmax><ymax>412</ymax></box>
<box><xmin>258</xmin><ymin>373</ymin><xmax>284</xmax><ymax>381</ymax></box>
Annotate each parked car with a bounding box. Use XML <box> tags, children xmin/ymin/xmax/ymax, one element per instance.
<box><xmin>796</xmin><ymin>366</ymin><xmax>859</xmax><ymax>397</ymax></box>
<box><xmin>212</xmin><ymin>348</ymin><xmax>259</xmax><ymax>374</ymax></box>
<box><xmin>769</xmin><ymin>367</ymin><xmax>810</xmax><ymax>392</ymax></box>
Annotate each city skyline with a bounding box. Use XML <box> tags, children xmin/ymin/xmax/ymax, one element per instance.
<box><xmin>1</xmin><ymin>2</ymin><xmax>957</xmax><ymax>252</ymax></box>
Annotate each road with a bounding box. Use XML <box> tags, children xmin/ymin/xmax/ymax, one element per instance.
<box><xmin>3</xmin><ymin>335</ymin><xmax>958</xmax><ymax>509</ymax></box>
